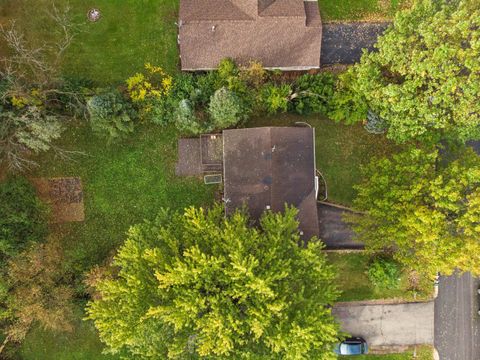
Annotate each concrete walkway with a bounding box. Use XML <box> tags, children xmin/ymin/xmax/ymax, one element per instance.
<box><xmin>321</xmin><ymin>22</ymin><xmax>390</xmax><ymax>65</ymax></box>
<box><xmin>332</xmin><ymin>302</ymin><xmax>434</xmax><ymax>346</ymax></box>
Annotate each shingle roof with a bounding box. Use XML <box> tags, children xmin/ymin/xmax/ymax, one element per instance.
<box><xmin>179</xmin><ymin>0</ymin><xmax>322</xmax><ymax>70</ymax></box>
<box><xmin>258</xmin><ymin>0</ymin><xmax>305</xmax><ymax>17</ymax></box>
<box><xmin>305</xmin><ymin>1</ymin><xmax>322</xmax><ymax>27</ymax></box>
<box><xmin>179</xmin><ymin>0</ymin><xmax>253</xmax><ymax>21</ymax></box>
<box><xmin>223</xmin><ymin>127</ymin><xmax>319</xmax><ymax>240</ymax></box>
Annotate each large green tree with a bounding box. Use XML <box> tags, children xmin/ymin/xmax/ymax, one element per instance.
<box><xmin>86</xmin><ymin>205</ymin><xmax>340</xmax><ymax>359</ymax></box>
<box><xmin>350</xmin><ymin>148</ymin><xmax>480</xmax><ymax>278</ymax></box>
<box><xmin>330</xmin><ymin>0</ymin><xmax>480</xmax><ymax>144</ymax></box>
<box><xmin>0</xmin><ymin>177</ymin><xmax>47</xmax><ymax>260</ymax></box>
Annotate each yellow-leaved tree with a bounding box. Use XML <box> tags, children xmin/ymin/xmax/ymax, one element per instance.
<box><xmin>350</xmin><ymin>147</ymin><xmax>480</xmax><ymax>279</ymax></box>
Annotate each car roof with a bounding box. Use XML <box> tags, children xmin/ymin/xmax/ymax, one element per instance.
<box><xmin>340</xmin><ymin>343</ymin><xmax>363</xmax><ymax>355</ymax></box>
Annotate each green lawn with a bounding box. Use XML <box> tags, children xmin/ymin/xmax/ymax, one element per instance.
<box><xmin>30</xmin><ymin>123</ymin><xmax>215</xmax><ymax>276</ymax></box>
<box><xmin>318</xmin><ymin>0</ymin><xmax>410</xmax><ymax>21</ymax></box>
<box><xmin>327</xmin><ymin>252</ymin><xmax>432</xmax><ymax>302</ymax></box>
<box><xmin>1</xmin><ymin>0</ymin><xmax>179</xmax><ymax>84</ymax></box>
<box><xmin>0</xmin><ymin>0</ymin><xmax>413</xmax><ymax>84</ymax></box>
<box><xmin>13</xmin><ymin>123</ymin><xmax>214</xmax><ymax>358</ymax></box>
<box><xmin>248</xmin><ymin>113</ymin><xmax>399</xmax><ymax>206</ymax></box>
<box><xmin>19</xmin><ymin>304</ymin><xmax>118</xmax><ymax>360</ymax></box>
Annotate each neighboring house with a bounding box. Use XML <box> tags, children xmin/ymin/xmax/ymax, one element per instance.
<box><xmin>178</xmin><ymin>0</ymin><xmax>322</xmax><ymax>71</ymax></box>
<box><xmin>223</xmin><ymin>127</ymin><xmax>319</xmax><ymax>240</ymax></box>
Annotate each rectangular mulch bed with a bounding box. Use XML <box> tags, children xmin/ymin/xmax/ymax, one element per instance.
<box><xmin>32</xmin><ymin>177</ymin><xmax>85</xmax><ymax>223</ymax></box>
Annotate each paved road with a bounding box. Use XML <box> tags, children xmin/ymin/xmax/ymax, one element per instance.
<box><xmin>321</xmin><ymin>22</ymin><xmax>390</xmax><ymax>65</ymax></box>
<box><xmin>432</xmin><ymin>141</ymin><xmax>480</xmax><ymax>360</ymax></box>
<box><xmin>317</xmin><ymin>203</ymin><xmax>363</xmax><ymax>249</ymax></box>
<box><xmin>333</xmin><ymin>302</ymin><xmax>434</xmax><ymax>346</ymax></box>
<box><xmin>434</xmin><ymin>273</ymin><xmax>480</xmax><ymax>360</ymax></box>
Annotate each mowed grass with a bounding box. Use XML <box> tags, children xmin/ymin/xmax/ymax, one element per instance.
<box><xmin>345</xmin><ymin>345</ymin><xmax>433</xmax><ymax>360</ymax></box>
<box><xmin>19</xmin><ymin>305</ymin><xmax>118</xmax><ymax>360</ymax></box>
<box><xmin>327</xmin><ymin>253</ymin><xmax>432</xmax><ymax>302</ymax></box>
<box><xmin>31</xmin><ymin>123</ymin><xmax>215</xmax><ymax>274</ymax></box>
<box><xmin>248</xmin><ymin>113</ymin><xmax>399</xmax><ymax>206</ymax></box>
<box><xmin>318</xmin><ymin>0</ymin><xmax>411</xmax><ymax>21</ymax></box>
<box><xmin>0</xmin><ymin>0</ymin><xmax>179</xmax><ymax>84</ymax></box>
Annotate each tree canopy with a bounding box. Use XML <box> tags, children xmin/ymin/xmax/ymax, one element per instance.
<box><xmin>330</xmin><ymin>0</ymin><xmax>480</xmax><ymax>144</ymax></box>
<box><xmin>86</xmin><ymin>205</ymin><xmax>340</xmax><ymax>359</ymax></box>
<box><xmin>350</xmin><ymin>147</ymin><xmax>480</xmax><ymax>278</ymax></box>
<box><xmin>0</xmin><ymin>177</ymin><xmax>47</xmax><ymax>260</ymax></box>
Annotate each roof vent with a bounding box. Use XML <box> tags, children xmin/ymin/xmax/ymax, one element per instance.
<box><xmin>211</xmin><ymin>25</ymin><xmax>216</xmax><ymax>32</ymax></box>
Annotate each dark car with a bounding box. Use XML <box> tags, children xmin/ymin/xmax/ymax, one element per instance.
<box><xmin>334</xmin><ymin>337</ymin><xmax>368</xmax><ymax>356</ymax></box>
<box><xmin>478</xmin><ymin>287</ymin><xmax>480</xmax><ymax>316</ymax></box>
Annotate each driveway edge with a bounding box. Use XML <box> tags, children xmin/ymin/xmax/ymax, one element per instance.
<box><xmin>335</xmin><ymin>299</ymin><xmax>433</xmax><ymax>306</ymax></box>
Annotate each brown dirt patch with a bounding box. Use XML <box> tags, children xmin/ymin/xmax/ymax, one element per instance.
<box><xmin>32</xmin><ymin>177</ymin><xmax>85</xmax><ymax>223</ymax></box>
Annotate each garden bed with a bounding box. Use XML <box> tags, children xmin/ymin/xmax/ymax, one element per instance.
<box><xmin>32</xmin><ymin>177</ymin><xmax>85</xmax><ymax>223</ymax></box>
<box><xmin>327</xmin><ymin>252</ymin><xmax>432</xmax><ymax>302</ymax></box>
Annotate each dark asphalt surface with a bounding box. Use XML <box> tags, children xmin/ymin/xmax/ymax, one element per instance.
<box><xmin>321</xmin><ymin>22</ymin><xmax>390</xmax><ymax>65</ymax></box>
<box><xmin>434</xmin><ymin>273</ymin><xmax>480</xmax><ymax>360</ymax></box>
<box><xmin>433</xmin><ymin>141</ymin><xmax>480</xmax><ymax>360</ymax></box>
<box><xmin>317</xmin><ymin>203</ymin><xmax>364</xmax><ymax>249</ymax></box>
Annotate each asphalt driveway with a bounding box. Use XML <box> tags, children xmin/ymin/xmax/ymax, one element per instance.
<box><xmin>321</xmin><ymin>22</ymin><xmax>390</xmax><ymax>65</ymax></box>
<box><xmin>317</xmin><ymin>203</ymin><xmax>363</xmax><ymax>249</ymax></box>
<box><xmin>332</xmin><ymin>302</ymin><xmax>434</xmax><ymax>346</ymax></box>
<box><xmin>434</xmin><ymin>272</ymin><xmax>480</xmax><ymax>360</ymax></box>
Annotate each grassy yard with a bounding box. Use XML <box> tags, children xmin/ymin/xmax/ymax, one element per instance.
<box><xmin>318</xmin><ymin>0</ymin><xmax>411</xmax><ymax>21</ymax></box>
<box><xmin>12</xmin><ymin>123</ymin><xmax>214</xmax><ymax>358</ymax></box>
<box><xmin>0</xmin><ymin>0</ymin><xmax>179</xmax><ymax>84</ymax></box>
<box><xmin>327</xmin><ymin>252</ymin><xmax>432</xmax><ymax>302</ymax></box>
<box><xmin>19</xmin><ymin>305</ymin><xmax>118</xmax><ymax>360</ymax></box>
<box><xmin>248</xmin><ymin>113</ymin><xmax>399</xmax><ymax>206</ymax></box>
<box><xmin>0</xmin><ymin>0</ymin><xmax>413</xmax><ymax>85</ymax></box>
<box><xmin>30</xmin><ymin>123</ymin><xmax>215</xmax><ymax>277</ymax></box>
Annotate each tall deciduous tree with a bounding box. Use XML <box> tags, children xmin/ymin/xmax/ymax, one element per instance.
<box><xmin>0</xmin><ymin>177</ymin><xmax>47</xmax><ymax>260</ymax></box>
<box><xmin>330</xmin><ymin>0</ymin><xmax>480</xmax><ymax>144</ymax></box>
<box><xmin>350</xmin><ymin>147</ymin><xmax>480</xmax><ymax>278</ymax></box>
<box><xmin>0</xmin><ymin>4</ymin><xmax>84</xmax><ymax>172</ymax></box>
<box><xmin>0</xmin><ymin>237</ymin><xmax>75</xmax><ymax>354</ymax></box>
<box><xmin>86</xmin><ymin>205</ymin><xmax>340</xmax><ymax>359</ymax></box>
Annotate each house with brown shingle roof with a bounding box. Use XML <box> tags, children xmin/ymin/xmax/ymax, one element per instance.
<box><xmin>222</xmin><ymin>127</ymin><xmax>319</xmax><ymax>240</ymax></box>
<box><xmin>178</xmin><ymin>0</ymin><xmax>322</xmax><ymax>71</ymax></box>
